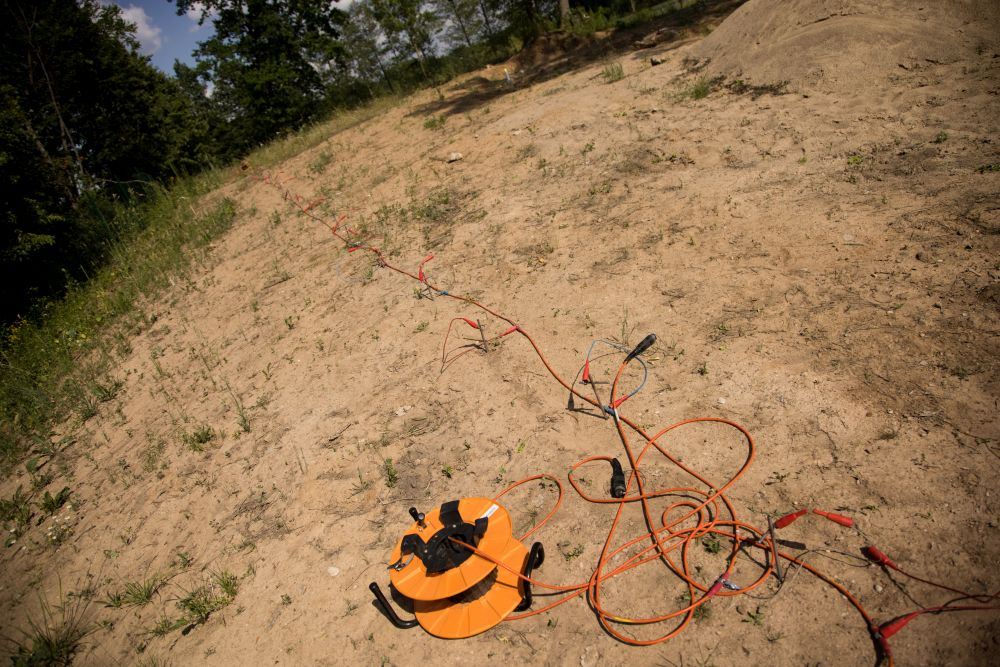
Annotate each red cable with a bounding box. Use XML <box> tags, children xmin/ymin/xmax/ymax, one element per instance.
<box><xmin>256</xmin><ymin>170</ymin><xmax>999</xmax><ymax>660</ymax></box>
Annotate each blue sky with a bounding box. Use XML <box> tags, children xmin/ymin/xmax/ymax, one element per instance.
<box><xmin>108</xmin><ymin>1</ymin><xmax>215</xmax><ymax>74</ymax></box>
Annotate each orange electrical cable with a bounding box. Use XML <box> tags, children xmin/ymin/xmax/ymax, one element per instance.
<box><xmin>255</xmin><ymin>170</ymin><xmax>999</xmax><ymax>662</ymax></box>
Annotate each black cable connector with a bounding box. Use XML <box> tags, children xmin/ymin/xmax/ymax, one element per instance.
<box><xmin>625</xmin><ymin>333</ymin><xmax>657</xmax><ymax>362</ymax></box>
<box><xmin>610</xmin><ymin>458</ymin><xmax>627</xmax><ymax>498</ymax></box>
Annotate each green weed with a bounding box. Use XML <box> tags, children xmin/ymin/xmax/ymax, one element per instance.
<box><xmin>742</xmin><ymin>605</ymin><xmax>765</xmax><ymax>626</ymax></box>
<box><xmin>119</xmin><ymin>575</ymin><xmax>166</xmax><ymax>607</ymax></box>
<box><xmin>182</xmin><ymin>425</ymin><xmax>215</xmax><ymax>452</ymax></box>
<box><xmin>173</xmin><ymin>571</ymin><xmax>239</xmax><ymax>628</ymax></box>
<box><xmin>383</xmin><ymin>458</ymin><xmax>398</xmax><ymax>488</ymax></box>
<box><xmin>308</xmin><ymin>150</ymin><xmax>333</xmax><ymax>174</ymax></box>
<box><xmin>350</xmin><ymin>471</ymin><xmax>371</xmax><ymax>496</ymax></box>
<box><xmin>602</xmin><ymin>62</ymin><xmax>625</xmax><ymax>83</ymax></box>
<box><xmin>701</xmin><ymin>534</ymin><xmax>722</xmax><ymax>554</ymax></box>
<box><xmin>92</xmin><ymin>378</ymin><xmax>123</xmax><ymax>403</ymax></box>
<box><xmin>40</xmin><ymin>487</ymin><xmax>72</xmax><ymax>516</ymax></box>
<box><xmin>559</xmin><ymin>543</ymin><xmax>584</xmax><ymax>561</ymax></box>
<box><xmin>681</xmin><ymin>76</ymin><xmax>721</xmax><ymax>100</ymax></box>
<box><xmin>2</xmin><ymin>486</ymin><xmax>34</xmax><ymax>546</ymax></box>
<box><xmin>423</xmin><ymin>115</ymin><xmax>446</xmax><ymax>130</ymax></box>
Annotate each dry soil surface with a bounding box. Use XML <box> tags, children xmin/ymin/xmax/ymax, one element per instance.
<box><xmin>3</xmin><ymin>1</ymin><xmax>999</xmax><ymax>666</ymax></box>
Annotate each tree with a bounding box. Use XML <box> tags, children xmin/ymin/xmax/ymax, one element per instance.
<box><xmin>368</xmin><ymin>0</ymin><xmax>442</xmax><ymax>82</ymax></box>
<box><xmin>1</xmin><ymin>0</ymin><xmax>207</xmax><ymax>322</ymax></box>
<box><xmin>434</xmin><ymin>0</ymin><xmax>483</xmax><ymax>49</ymax></box>
<box><xmin>174</xmin><ymin>0</ymin><xmax>346</xmax><ymax>149</ymax></box>
<box><xmin>340</xmin><ymin>0</ymin><xmax>397</xmax><ymax>96</ymax></box>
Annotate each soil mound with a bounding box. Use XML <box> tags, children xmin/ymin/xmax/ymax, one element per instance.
<box><xmin>689</xmin><ymin>0</ymin><xmax>1000</xmax><ymax>93</ymax></box>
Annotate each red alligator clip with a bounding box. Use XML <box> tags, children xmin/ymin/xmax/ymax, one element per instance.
<box><xmin>813</xmin><ymin>509</ymin><xmax>854</xmax><ymax>527</ymax></box>
<box><xmin>774</xmin><ymin>509</ymin><xmax>808</xmax><ymax>529</ymax></box>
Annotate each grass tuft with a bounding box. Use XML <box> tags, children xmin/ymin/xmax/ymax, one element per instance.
<box><xmin>119</xmin><ymin>575</ymin><xmax>167</xmax><ymax>608</ymax></box>
<box><xmin>8</xmin><ymin>585</ymin><xmax>93</xmax><ymax>666</ymax></box>
<box><xmin>602</xmin><ymin>62</ymin><xmax>625</xmax><ymax>83</ymax></box>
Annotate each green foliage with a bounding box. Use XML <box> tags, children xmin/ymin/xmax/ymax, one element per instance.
<box><xmin>682</xmin><ymin>76</ymin><xmax>719</xmax><ymax>100</ymax></box>
<box><xmin>40</xmin><ymin>487</ymin><xmax>71</xmax><ymax>516</ymax></box>
<box><xmin>701</xmin><ymin>534</ymin><xmax>722</xmax><ymax>553</ymax></box>
<box><xmin>0</xmin><ymin>191</ymin><xmax>235</xmax><ymax>472</ymax></box>
<box><xmin>0</xmin><ymin>1</ymin><xmax>214</xmax><ymax>322</ymax></box>
<box><xmin>423</xmin><ymin>114</ymin><xmax>447</xmax><ymax>130</ymax></box>
<box><xmin>1</xmin><ymin>486</ymin><xmax>34</xmax><ymax>546</ymax></box>
<box><xmin>175</xmin><ymin>0</ymin><xmax>346</xmax><ymax>151</ymax></box>
<box><xmin>742</xmin><ymin>605</ymin><xmax>765</xmax><ymax>626</ymax></box>
<box><xmin>182</xmin><ymin>426</ymin><xmax>216</xmax><ymax>452</ymax></box>
<box><xmin>118</xmin><ymin>575</ymin><xmax>167</xmax><ymax>608</ymax></box>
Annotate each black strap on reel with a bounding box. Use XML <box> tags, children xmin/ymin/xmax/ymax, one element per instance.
<box><xmin>400</xmin><ymin>500</ymin><xmax>489</xmax><ymax>574</ymax></box>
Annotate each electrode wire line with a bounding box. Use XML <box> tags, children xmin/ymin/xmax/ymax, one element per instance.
<box><xmin>255</xmin><ymin>170</ymin><xmax>998</xmax><ymax>662</ymax></box>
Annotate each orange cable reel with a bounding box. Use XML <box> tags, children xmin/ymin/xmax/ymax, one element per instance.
<box><xmin>370</xmin><ymin>497</ymin><xmax>545</xmax><ymax>639</ymax></box>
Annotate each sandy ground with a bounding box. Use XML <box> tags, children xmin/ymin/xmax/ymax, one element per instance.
<box><xmin>3</xmin><ymin>1</ymin><xmax>999</xmax><ymax>665</ymax></box>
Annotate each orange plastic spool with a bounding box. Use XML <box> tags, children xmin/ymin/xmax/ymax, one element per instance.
<box><xmin>389</xmin><ymin>497</ymin><xmax>513</xmax><ymax>601</ymax></box>
<box><xmin>414</xmin><ymin>537</ymin><xmax>529</xmax><ymax>638</ymax></box>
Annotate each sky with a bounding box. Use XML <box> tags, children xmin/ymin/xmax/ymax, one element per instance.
<box><xmin>107</xmin><ymin>1</ymin><xmax>215</xmax><ymax>74</ymax></box>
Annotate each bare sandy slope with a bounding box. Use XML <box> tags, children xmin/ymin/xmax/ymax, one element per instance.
<box><xmin>3</xmin><ymin>1</ymin><xmax>999</xmax><ymax>665</ymax></box>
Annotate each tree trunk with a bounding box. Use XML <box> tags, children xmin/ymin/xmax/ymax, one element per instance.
<box><xmin>559</xmin><ymin>0</ymin><xmax>570</xmax><ymax>24</ymax></box>
<box><xmin>446</xmin><ymin>0</ymin><xmax>474</xmax><ymax>48</ymax></box>
<box><xmin>478</xmin><ymin>1</ymin><xmax>494</xmax><ymax>39</ymax></box>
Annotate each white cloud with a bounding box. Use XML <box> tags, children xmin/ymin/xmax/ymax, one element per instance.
<box><xmin>185</xmin><ymin>2</ymin><xmax>216</xmax><ymax>31</ymax></box>
<box><xmin>120</xmin><ymin>5</ymin><xmax>162</xmax><ymax>53</ymax></box>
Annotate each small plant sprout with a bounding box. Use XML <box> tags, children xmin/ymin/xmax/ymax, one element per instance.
<box><xmin>701</xmin><ymin>534</ymin><xmax>722</xmax><ymax>554</ymax></box>
<box><xmin>742</xmin><ymin>606</ymin><xmax>765</xmax><ymax>626</ymax></box>
<box><xmin>350</xmin><ymin>471</ymin><xmax>371</xmax><ymax>496</ymax></box>
<box><xmin>441</xmin><ymin>465</ymin><xmax>454</xmax><ymax>479</ymax></box>
<box><xmin>2</xmin><ymin>486</ymin><xmax>34</xmax><ymax>546</ymax></box>
<box><xmin>423</xmin><ymin>115</ymin><xmax>446</xmax><ymax>130</ymax></box>
<box><xmin>173</xmin><ymin>551</ymin><xmax>194</xmax><ymax>569</ymax></box>
<box><xmin>172</xmin><ymin>571</ymin><xmax>239</xmax><ymax>629</ymax></box>
<box><xmin>559</xmin><ymin>543</ymin><xmax>584</xmax><ymax>561</ymax></box>
<box><xmin>383</xmin><ymin>458</ymin><xmax>398</xmax><ymax>488</ymax></box>
<box><xmin>46</xmin><ymin>513</ymin><xmax>75</xmax><ymax>546</ymax></box>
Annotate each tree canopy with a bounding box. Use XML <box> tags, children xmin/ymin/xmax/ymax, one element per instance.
<box><xmin>1</xmin><ymin>0</ymin><xmax>671</xmax><ymax>326</ymax></box>
<box><xmin>1</xmin><ymin>0</ymin><xmax>206</xmax><ymax>322</ymax></box>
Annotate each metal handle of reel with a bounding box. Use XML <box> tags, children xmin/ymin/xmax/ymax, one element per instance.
<box><xmin>514</xmin><ymin>542</ymin><xmax>545</xmax><ymax>612</ymax></box>
<box><xmin>369</xmin><ymin>581</ymin><xmax>418</xmax><ymax>629</ymax></box>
